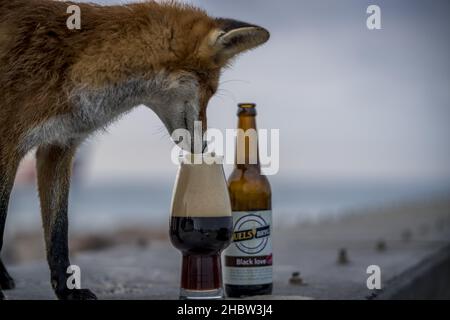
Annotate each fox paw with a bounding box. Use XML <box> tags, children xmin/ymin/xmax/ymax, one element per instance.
<box><xmin>56</xmin><ymin>288</ymin><xmax>97</xmax><ymax>300</ymax></box>
<box><xmin>0</xmin><ymin>274</ymin><xmax>15</xmax><ymax>290</ymax></box>
<box><xmin>0</xmin><ymin>289</ymin><xmax>5</xmax><ymax>300</ymax></box>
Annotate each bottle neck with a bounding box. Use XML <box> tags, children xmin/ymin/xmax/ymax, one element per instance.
<box><xmin>235</xmin><ymin>110</ymin><xmax>260</xmax><ymax>171</ymax></box>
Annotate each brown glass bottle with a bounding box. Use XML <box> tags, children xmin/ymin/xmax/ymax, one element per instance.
<box><xmin>224</xmin><ymin>103</ymin><xmax>273</xmax><ymax>297</ymax></box>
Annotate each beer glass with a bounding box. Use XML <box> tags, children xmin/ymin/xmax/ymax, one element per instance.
<box><xmin>169</xmin><ymin>154</ymin><xmax>233</xmax><ymax>300</ymax></box>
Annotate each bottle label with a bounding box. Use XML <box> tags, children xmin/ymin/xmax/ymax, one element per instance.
<box><xmin>224</xmin><ymin>210</ymin><xmax>273</xmax><ymax>285</ymax></box>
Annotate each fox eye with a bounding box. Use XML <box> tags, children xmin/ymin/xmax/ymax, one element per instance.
<box><xmin>194</xmin><ymin>70</ymin><xmax>208</xmax><ymax>80</ymax></box>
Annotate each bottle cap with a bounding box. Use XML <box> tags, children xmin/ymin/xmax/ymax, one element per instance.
<box><xmin>238</xmin><ymin>103</ymin><xmax>256</xmax><ymax>108</ymax></box>
<box><xmin>237</xmin><ymin>103</ymin><xmax>257</xmax><ymax>116</ymax></box>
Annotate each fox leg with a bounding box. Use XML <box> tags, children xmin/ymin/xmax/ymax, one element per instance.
<box><xmin>0</xmin><ymin>151</ymin><xmax>21</xmax><ymax>297</ymax></box>
<box><xmin>36</xmin><ymin>142</ymin><xmax>97</xmax><ymax>300</ymax></box>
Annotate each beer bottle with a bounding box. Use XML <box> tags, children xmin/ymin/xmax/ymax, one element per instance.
<box><xmin>224</xmin><ymin>103</ymin><xmax>273</xmax><ymax>297</ymax></box>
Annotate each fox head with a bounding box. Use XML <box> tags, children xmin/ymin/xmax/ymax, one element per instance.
<box><xmin>163</xmin><ymin>16</ymin><xmax>270</xmax><ymax>151</ymax></box>
<box><xmin>69</xmin><ymin>3</ymin><xmax>270</xmax><ymax>151</ymax></box>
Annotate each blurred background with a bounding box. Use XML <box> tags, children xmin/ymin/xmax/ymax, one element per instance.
<box><xmin>3</xmin><ymin>0</ymin><xmax>450</xmax><ymax>264</ymax></box>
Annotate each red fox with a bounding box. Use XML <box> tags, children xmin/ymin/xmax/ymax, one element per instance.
<box><xmin>0</xmin><ymin>0</ymin><xmax>269</xmax><ymax>299</ymax></box>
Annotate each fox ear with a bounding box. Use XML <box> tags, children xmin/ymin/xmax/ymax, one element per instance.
<box><xmin>207</xmin><ymin>18</ymin><xmax>270</xmax><ymax>63</ymax></box>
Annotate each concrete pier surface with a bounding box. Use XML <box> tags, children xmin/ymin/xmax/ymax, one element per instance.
<box><xmin>3</xmin><ymin>199</ymin><xmax>450</xmax><ymax>300</ymax></box>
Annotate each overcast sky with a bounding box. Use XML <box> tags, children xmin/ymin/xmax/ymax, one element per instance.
<box><xmin>70</xmin><ymin>0</ymin><xmax>450</xmax><ymax>184</ymax></box>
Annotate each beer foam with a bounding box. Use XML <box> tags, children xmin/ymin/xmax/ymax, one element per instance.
<box><xmin>171</xmin><ymin>156</ymin><xmax>232</xmax><ymax>218</ymax></box>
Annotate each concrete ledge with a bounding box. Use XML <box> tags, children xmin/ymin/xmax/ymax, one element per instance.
<box><xmin>3</xmin><ymin>200</ymin><xmax>450</xmax><ymax>300</ymax></box>
<box><xmin>376</xmin><ymin>244</ymin><xmax>450</xmax><ymax>300</ymax></box>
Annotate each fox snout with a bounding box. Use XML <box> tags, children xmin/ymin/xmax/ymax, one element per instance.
<box><xmin>141</xmin><ymin>71</ymin><xmax>205</xmax><ymax>152</ymax></box>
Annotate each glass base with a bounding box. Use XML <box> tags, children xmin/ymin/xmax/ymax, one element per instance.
<box><xmin>179</xmin><ymin>287</ymin><xmax>224</xmax><ymax>300</ymax></box>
